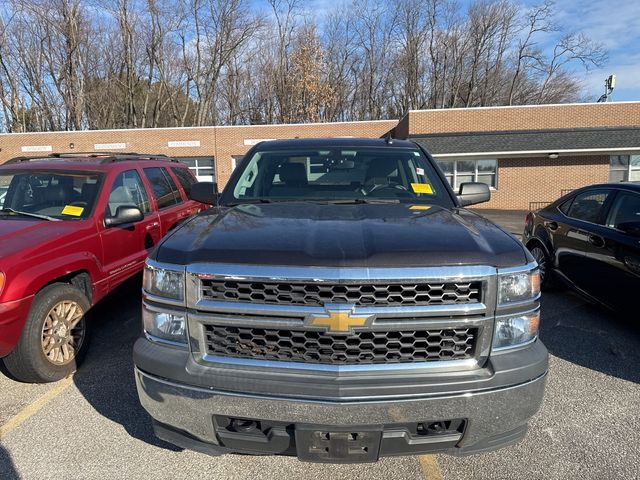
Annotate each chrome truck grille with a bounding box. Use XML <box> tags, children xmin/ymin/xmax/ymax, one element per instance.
<box><xmin>186</xmin><ymin>265</ymin><xmax>497</xmax><ymax>371</ymax></box>
<box><xmin>200</xmin><ymin>279</ymin><xmax>482</xmax><ymax>307</ymax></box>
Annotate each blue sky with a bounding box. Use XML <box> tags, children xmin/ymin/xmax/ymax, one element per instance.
<box><xmin>547</xmin><ymin>0</ymin><xmax>640</xmax><ymax>102</ymax></box>
<box><xmin>294</xmin><ymin>0</ymin><xmax>640</xmax><ymax>103</ymax></box>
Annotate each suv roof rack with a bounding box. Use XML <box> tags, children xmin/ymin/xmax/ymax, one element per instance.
<box><xmin>5</xmin><ymin>152</ymin><xmax>178</xmax><ymax>164</ymax></box>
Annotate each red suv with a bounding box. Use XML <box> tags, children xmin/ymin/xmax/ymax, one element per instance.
<box><xmin>0</xmin><ymin>152</ymin><xmax>206</xmax><ymax>383</ymax></box>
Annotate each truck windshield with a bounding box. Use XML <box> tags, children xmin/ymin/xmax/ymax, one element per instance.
<box><xmin>225</xmin><ymin>146</ymin><xmax>453</xmax><ymax>206</ymax></box>
<box><xmin>0</xmin><ymin>170</ymin><xmax>102</xmax><ymax>220</ymax></box>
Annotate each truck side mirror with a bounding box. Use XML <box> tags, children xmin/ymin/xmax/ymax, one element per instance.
<box><xmin>457</xmin><ymin>182</ymin><xmax>491</xmax><ymax>207</ymax></box>
<box><xmin>104</xmin><ymin>205</ymin><xmax>144</xmax><ymax>228</ymax></box>
<box><xmin>188</xmin><ymin>182</ymin><xmax>218</xmax><ymax>206</ymax></box>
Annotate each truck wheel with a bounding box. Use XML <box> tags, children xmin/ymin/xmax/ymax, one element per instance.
<box><xmin>3</xmin><ymin>283</ymin><xmax>91</xmax><ymax>383</ymax></box>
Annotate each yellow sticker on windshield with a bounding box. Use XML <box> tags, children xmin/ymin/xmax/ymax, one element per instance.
<box><xmin>61</xmin><ymin>205</ymin><xmax>84</xmax><ymax>216</ymax></box>
<box><xmin>409</xmin><ymin>205</ymin><xmax>431</xmax><ymax>211</ymax></box>
<box><xmin>411</xmin><ymin>183</ymin><xmax>434</xmax><ymax>194</ymax></box>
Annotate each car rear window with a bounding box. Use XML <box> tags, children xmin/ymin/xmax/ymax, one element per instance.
<box><xmin>566</xmin><ymin>191</ymin><xmax>610</xmax><ymax>224</ymax></box>
<box><xmin>143</xmin><ymin>167</ymin><xmax>182</xmax><ymax>209</ymax></box>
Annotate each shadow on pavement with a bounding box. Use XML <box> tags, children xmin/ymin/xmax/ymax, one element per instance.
<box><xmin>73</xmin><ymin>275</ymin><xmax>180</xmax><ymax>452</ymax></box>
<box><xmin>0</xmin><ymin>445</ymin><xmax>19</xmax><ymax>480</ymax></box>
<box><xmin>0</xmin><ymin>361</ymin><xmax>17</xmax><ymax>381</ymax></box>
<box><xmin>539</xmin><ymin>289</ymin><xmax>640</xmax><ymax>384</ymax></box>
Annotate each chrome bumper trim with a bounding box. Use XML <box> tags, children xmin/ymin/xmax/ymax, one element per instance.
<box><xmin>200</xmin><ymin>354</ymin><xmax>478</xmax><ymax>373</ymax></box>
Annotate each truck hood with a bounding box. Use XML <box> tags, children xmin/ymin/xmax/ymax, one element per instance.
<box><xmin>155</xmin><ymin>203</ymin><xmax>527</xmax><ymax>268</ymax></box>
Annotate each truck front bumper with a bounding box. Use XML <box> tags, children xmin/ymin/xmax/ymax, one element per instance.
<box><xmin>135</xmin><ymin>347</ymin><xmax>548</xmax><ymax>461</ymax></box>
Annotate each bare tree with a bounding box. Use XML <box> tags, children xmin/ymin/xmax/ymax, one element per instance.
<box><xmin>0</xmin><ymin>0</ymin><xmax>609</xmax><ymax>132</ymax></box>
<box><xmin>536</xmin><ymin>31</ymin><xmax>606</xmax><ymax>102</ymax></box>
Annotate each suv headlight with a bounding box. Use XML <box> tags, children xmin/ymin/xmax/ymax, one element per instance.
<box><xmin>143</xmin><ymin>263</ymin><xmax>185</xmax><ymax>301</ymax></box>
<box><xmin>493</xmin><ymin>310</ymin><xmax>540</xmax><ymax>350</ymax></box>
<box><xmin>498</xmin><ymin>268</ymin><xmax>540</xmax><ymax>305</ymax></box>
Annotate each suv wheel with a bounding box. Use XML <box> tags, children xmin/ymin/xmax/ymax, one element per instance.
<box><xmin>3</xmin><ymin>283</ymin><xmax>91</xmax><ymax>383</ymax></box>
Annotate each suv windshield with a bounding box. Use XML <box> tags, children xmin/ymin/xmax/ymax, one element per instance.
<box><xmin>0</xmin><ymin>170</ymin><xmax>102</xmax><ymax>220</ymax></box>
<box><xmin>225</xmin><ymin>146</ymin><xmax>452</xmax><ymax>206</ymax></box>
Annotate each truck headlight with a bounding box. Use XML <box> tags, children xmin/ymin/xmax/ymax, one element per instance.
<box><xmin>142</xmin><ymin>305</ymin><xmax>187</xmax><ymax>344</ymax></box>
<box><xmin>143</xmin><ymin>263</ymin><xmax>185</xmax><ymax>302</ymax></box>
<box><xmin>498</xmin><ymin>268</ymin><xmax>540</xmax><ymax>305</ymax></box>
<box><xmin>493</xmin><ymin>311</ymin><xmax>540</xmax><ymax>350</ymax></box>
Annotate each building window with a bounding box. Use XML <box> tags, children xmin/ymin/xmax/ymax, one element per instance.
<box><xmin>609</xmin><ymin>155</ymin><xmax>640</xmax><ymax>182</ymax></box>
<box><xmin>436</xmin><ymin>159</ymin><xmax>497</xmax><ymax>189</ymax></box>
<box><xmin>176</xmin><ymin>156</ymin><xmax>215</xmax><ymax>181</ymax></box>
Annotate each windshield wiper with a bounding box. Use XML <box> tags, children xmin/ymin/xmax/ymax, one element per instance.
<box><xmin>0</xmin><ymin>208</ymin><xmax>60</xmax><ymax>221</ymax></box>
<box><xmin>226</xmin><ymin>199</ymin><xmax>330</xmax><ymax>206</ymax></box>
<box><xmin>226</xmin><ymin>198</ymin><xmax>401</xmax><ymax>206</ymax></box>
<box><xmin>225</xmin><ymin>199</ymin><xmax>277</xmax><ymax>206</ymax></box>
<box><xmin>324</xmin><ymin>198</ymin><xmax>400</xmax><ymax>204</ymax></box>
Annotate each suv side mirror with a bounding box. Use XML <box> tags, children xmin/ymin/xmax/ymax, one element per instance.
<box><xmin>617</xmin><ymin>221</ymin><xmax>640</xmax><ymax>238</ymax></box>
<box><xmin>188</xmin><ymin>182</ymin><xmax>218</xmax><ymax>205</ymax></box>
<box><xmin>104</xmin><ymin>205</ymin><xmax>144</xmax><ymax>228</ymax></box>
<box><xmin>457</xmin><ymin>182</ymin><xmax>491</xmax><ymax>207</ymax></box>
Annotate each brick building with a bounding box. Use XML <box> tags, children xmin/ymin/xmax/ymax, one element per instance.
<box><xmin>1</xmin><ymin>102</ymin><xmax>639</xmax><ymax>210</ymax></box>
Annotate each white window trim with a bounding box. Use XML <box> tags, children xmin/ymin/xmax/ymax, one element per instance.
<box><xmin>176</xmin><ymin>156</ymin><xmax>215</xmax><ymax>180</ymax></box>
<box><xmin>438</xmin><ymin>159</ymin><xmax>498</xmax><ymax>190</ymax></box>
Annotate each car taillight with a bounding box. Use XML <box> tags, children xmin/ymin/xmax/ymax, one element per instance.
<box><xmin>0</xmin><ymin>272</ymin><xmax>5</xmax><ymax>295</ymax></box>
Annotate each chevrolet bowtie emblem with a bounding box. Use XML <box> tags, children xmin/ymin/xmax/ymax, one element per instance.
<box><xmin>308</xmin><ymin>306</ymin><xmax>373</xmax><ymax>333</ymax></box>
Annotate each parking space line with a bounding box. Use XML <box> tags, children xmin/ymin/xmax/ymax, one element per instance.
<box><xmin>0</xmin><ymin>377</ymin><xmax>73</xmax><ymax>440</ymax></box>
<box><xmin>418</xmin><ymin>454</ymin><xmax>443</xmax><ymax>480</ymax></box>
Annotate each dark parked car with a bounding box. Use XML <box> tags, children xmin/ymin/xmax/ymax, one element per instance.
<box><xmin>523</xmin><ymin>183</ymin><xmax>640</xmax><ymax>313</ymax></box>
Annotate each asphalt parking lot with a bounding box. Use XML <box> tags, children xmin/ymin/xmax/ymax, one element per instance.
<box><xmin>470</xmin><ymin>209</ymin><xmax>528</xmax><ymax>238</ymax></box>
<box><xmin>1</xmin><ymin>215</ymin><xmax>639</xmax><ymax>479</ymax></box>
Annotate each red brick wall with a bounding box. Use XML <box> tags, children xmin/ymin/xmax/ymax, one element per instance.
<box><xmin>408</xmin><ymin>102</ymin><xmax>640</xmax><ymax>135</ymax></box>
<box><xmin>0</xmin><ymin>120</ymin><xmax>397</xmax><ymax>188</ymax></box>
<box><xmin>392</xmin><ymin>114</ymin><xmax>410</xmax><ymax>139</ymax></box>
<box><xmin>211</xmin><ymin>121</ymin><xmax>396</xmax><ymax>186</ymax></box>
<box><xmin>473</xmin><ymin>155</ymin><xmax>610</xmax><ymax>210</ymax></box>
<box><xmin>1</xmin><ymin>102</ymin><xmax>637</xmax><ymax>209</ymax></box>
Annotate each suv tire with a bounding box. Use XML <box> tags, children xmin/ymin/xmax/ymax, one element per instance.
<box><xmin>3</xmin><ymin>283</ymin><xmax>91</xmax><ymax>383</ymax></box>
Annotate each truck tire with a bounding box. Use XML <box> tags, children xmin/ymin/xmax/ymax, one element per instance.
<box><xmin>3</xmin><ymin>283</ymin><xmax>91</xmax><ymax>383</ymax></box>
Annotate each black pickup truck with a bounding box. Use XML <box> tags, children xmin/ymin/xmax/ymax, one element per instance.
<box><xmin>134</xmin><ymin>138</ymin><xmax>547</xmax><ymax>463</ymax></box>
